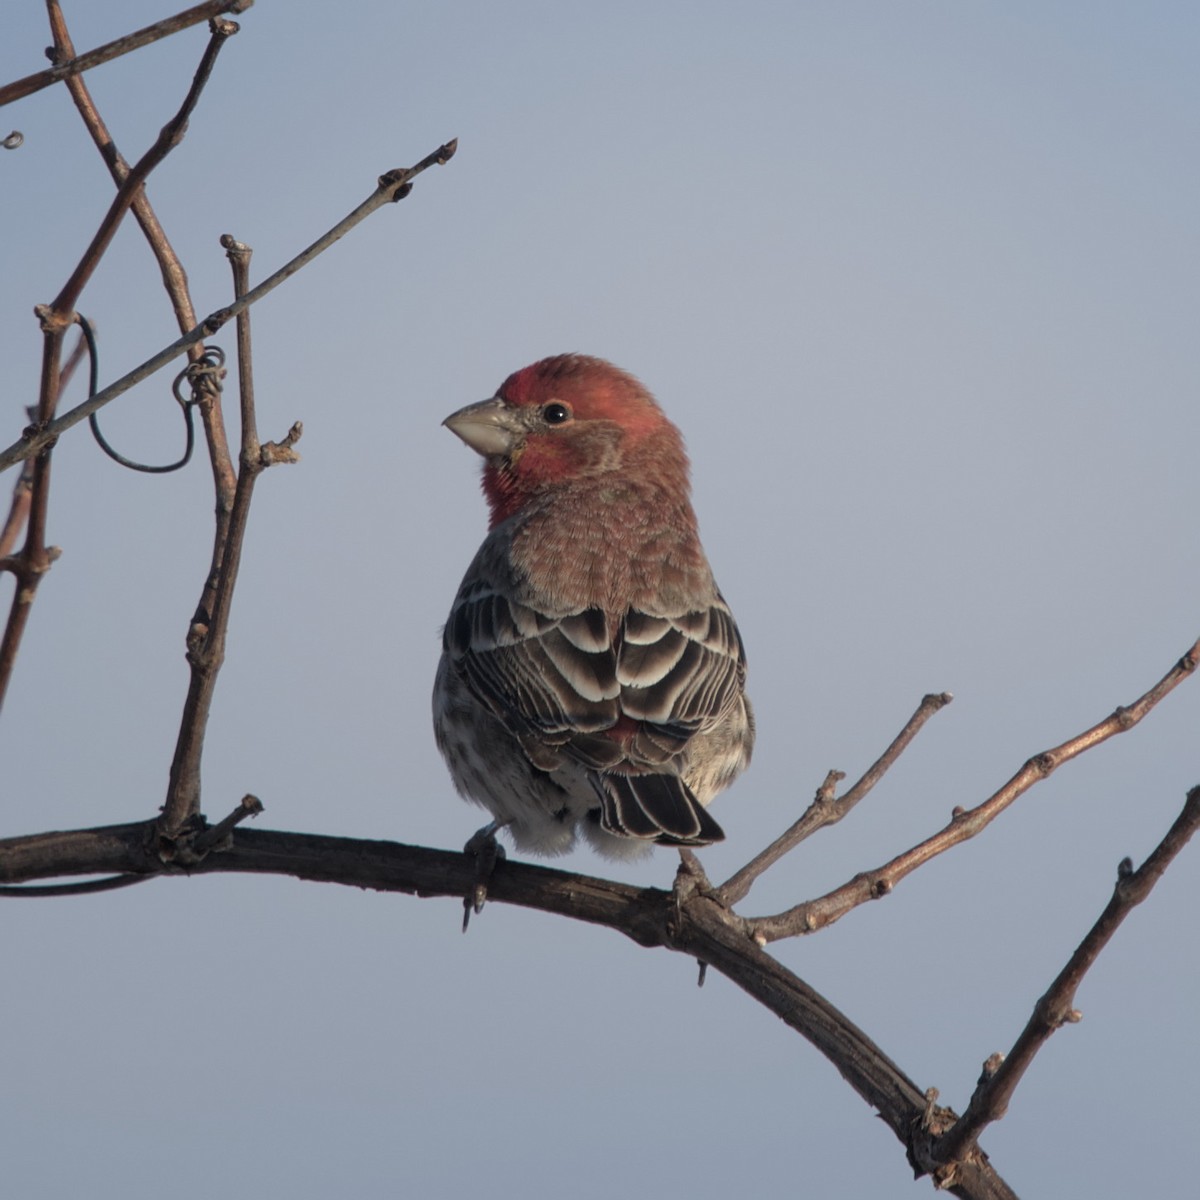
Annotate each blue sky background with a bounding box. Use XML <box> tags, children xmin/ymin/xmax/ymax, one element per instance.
<box><xmin>2</xmin><ymin>3</ymin><xmax>1198</xmax><ymax>1196</ymax></box>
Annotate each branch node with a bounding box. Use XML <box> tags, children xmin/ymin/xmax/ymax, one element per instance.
<box><xmin>34</xmin><ymin>303</ymin><xmax>73</xmax><ymax>334</ymax></box>
<box><xmin>1030</xmin><ymin>751</ymin><xmax>1055</xmax><ymax>777</ymax></box>
<box><xmin>220</xmin><ymin>233</ymin><xmax>252</xmax><ymax>259</ymax></box>
<box><xmin>978</xmin><ymin>1052</ymin><xmax>1005</xmax><ymax>1082</ymax></box>
<box><xmin>1116</xmin><ymin>855</ymin><xmax>1134</xmax><ymax>880</ymax></box>
<box><xmin>260</xmin><ymin>421</ymin><xmax>303</xmax><ymax>466</ymax></box>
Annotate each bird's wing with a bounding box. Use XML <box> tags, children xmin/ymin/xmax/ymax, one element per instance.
<box><xmin>442</xmin><ymin>544</ymin><xmax>745</xmax><ymax>845</ymax></box>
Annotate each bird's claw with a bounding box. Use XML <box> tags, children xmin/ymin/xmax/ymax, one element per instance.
<box><xmin>462</xmin><ymin>822</ymin><xmax>507</xmax><ymax>932</ymax></box>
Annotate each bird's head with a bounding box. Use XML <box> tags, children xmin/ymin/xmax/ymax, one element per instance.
<box><xmin>443</xmin><ymin>355</ymin><xmax>690</xmax><ymax>526</ymax></box>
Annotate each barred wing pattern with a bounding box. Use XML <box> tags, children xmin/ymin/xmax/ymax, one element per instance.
<box><xmin>443</xmin><ymin>577</ymin><xmax>747</xmax><ymax>845</ymax></box>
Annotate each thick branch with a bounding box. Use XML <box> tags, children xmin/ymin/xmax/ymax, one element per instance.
<box><xmin>0</xmin><ymin>1</ymin><xmax>252</xmax><ymax>108</ymax></box>
<box><xmin>749</xmin><ymin>636</ymin><xmax>1200</xmax><ymax>943</ymax></box>
<box><xmin>0</xmin><ymin>818</ymin><xmax>1014</xmax><ymax>1198</ymax></box>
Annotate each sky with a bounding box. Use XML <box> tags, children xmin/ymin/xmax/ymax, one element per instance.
<box><xmin>2</xmin><ymin>2</ymin><xmax>1198</xmax><ymax>1196</ymax></box>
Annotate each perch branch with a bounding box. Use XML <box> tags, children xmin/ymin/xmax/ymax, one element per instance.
<box><xmin>748</xmin><ymin>636</ymin><xmax>1200</xmax><ymax>943</ymax></box>
<box><xmin>0</xmin><ymin>819</ymin><xmax>1015</xmax><ymax>1199</ymax></box>
<box><xmin>0</xmin><ymin>0</ymin><xmax>253</xmax><ymax>108</ymax></box>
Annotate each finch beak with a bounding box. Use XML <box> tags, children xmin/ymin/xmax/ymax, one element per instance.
<box><xmin>443</xmin><ymin>397</ymin><xmax>525</xmax><ymax>458</ymax></box>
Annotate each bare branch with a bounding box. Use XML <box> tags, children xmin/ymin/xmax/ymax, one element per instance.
<box><xmin>718</xmin><ymin>691</ymin><xmax>953</xmax><ymax>906</ymax></box>
<box><xmin>47</xmin><ymin>1</ymin><xmax>237</xmax><ymax>511</ymax></box>
<box><xmin>0</xmin><ymin>819</ymin><xmax>1016</xmax><ymax>1198</ymax></box>
<box><xmin>48</xmin><ymin>15</ymin><xmax>240</xmax><ymax>324</ymax></box>
<box><xmin>0</xmin><ymin>139</ymin><xmax>458</xmax><ymax>477</ymax></box>
<box><xmin>0</xmin><ymin>335</ymin><xmax>86</xmax><ymax>563</ymax></box>
<box><xmin>936</xmin><ymin>783</ymin><xmax>1200</xmax><ymax>1162</ymax></box>
<box><xmin>159</xmin><ymin>238</ymin><xmax>297</xmax><ymax>835</ymax></box>
<box><xmin>749</xmin><ymin>636</ymin><xmax>1200</xmax><ymax>943</ymax></box>
<box><xmin>0</xmin><ymin>0</ymin><xmax>253</xmax><ymax>109</ymax></box>
<box><xmin>0</xmin><ymin>16</ymin><xmax>238</xmax><ymax>711</ymax></box>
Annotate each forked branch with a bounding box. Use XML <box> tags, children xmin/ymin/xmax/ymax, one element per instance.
<box><xmin>718</xmin><ymin>691</ymin><xmax>953</xmax><ymax>906</ymax></box>
<box><xmin>935</xmin><ymin>783</ymin><xmax>1200</xmax><ymax>1164</ymax></box>
<box><xmin>0</xmin><ymin>0</ymin><xmax>253</xmax><ymax>108</ymax></box>
<box><xmin>0</xmin><ymin>139</ymin><xmax>458</xmax><ymax>477</ymax></box>
<box><xmin>747</xmin><ymin>635</ymin><xmax>1200</xmax><ymax>943</ymax></box>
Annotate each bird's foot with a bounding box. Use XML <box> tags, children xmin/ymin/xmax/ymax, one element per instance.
<box><xmin>462</xmin><ymin>821</ymin><xmax>507</xmax><ymax>932</ymax></box>
<box><xmin>673</xmin><ymin>846</ymin><xmax>712</xmax><ymax>898</ymax></box>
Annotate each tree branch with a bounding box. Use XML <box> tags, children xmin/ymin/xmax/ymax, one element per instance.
<box><xmin>748</xmin><ymin>635</ymin><xmax>1200</xmax><ymax>943</ymax></box>
<box><xmin>48</xmin><ymin>15</ymin><xmax>239</xmax><ymax>324</ymax></box>
<box><xmin>46</xmin><ymin>0</ymin><xmax>238</xmax><ymax>513</ymax></box>
<box><xmin>0</xmin><ymin>0</ymin><xmax>253</xmax><ymax>109</ymax></box>
<box><xmin>935</xmin><ymin>783</ymin><xmax>1200</xmax><ymax>1163</ymax></box>
<box><xmin>159</xmin><ymin>238</ymin><xmax>299</xmax><ymax>836</ymax></box>
<box><xmin>0</xmin><ymin>14</ymin><xmax>237</xmax><ymax>711</ymax></box>
<box><xmin>718</xmin><ymin>691</ymin><xmax>953</xmax><ymax>906</ymax></box>
<box><xmin>0</xmin><ymin>818</ymin><xmax>1015</xmax><ymax>1198</ymax></box>
<box><xmin>0</xmin><ymin>139</ymin><xmax>458</xmax><ymax>478</ymax></box>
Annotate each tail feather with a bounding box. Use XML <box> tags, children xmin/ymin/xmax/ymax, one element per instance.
<box><xmin>596</xmin><ymin>774</ymin><xmax>725</xmax><ymax>846</ymax></box>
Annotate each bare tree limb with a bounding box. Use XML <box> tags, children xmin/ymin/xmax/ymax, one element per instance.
<box><xmin>935</xmin><ymin>783</ymin><xmax>1200</xmax><ymax>1164</ymax></box>
<box><xmin>0</xmin><ymin>819</ymin><xmax>1013</xmax><ymax>1198</ymax></box>
<box><xmin>46</xmin><ymin>0</ymin><xmax>237</xmax><ymax>512</ymax></box>
<box><xmin>0</xmin><ymin>139</ymin><xmax>458</xmax><ymax>477</ymax></box>
<box><xmin>0</xmin><ymin>335</ymin><xmax>86</xmax><ymax>563</ymax></box>
<box><xmin>0</xmin><ymin>0</ymin><xmax>253</xmax><ymax>109</ymax></box>
<box><xmin>46</xmin><ymin>16</ymin><xmax>239</xmax><ymax>326</ymax></box>
<box><xmin>0</xmin><ymin>16</ymin><xmax>237</xmax><ymax>710</ymax></box>
<box><xmin>718</xmin><ymin>691</ymin><xmax>953</xmax><ymax>906</ymax></box>
<box><xmin>158</xmin><ymin>238</ymin><xmax>299</xmax><ymax>837</ymax></box>
<box><xmin>748</xmin><ymin>635</ymin><xmax>1200</xmax><ymax>943</ymax></box>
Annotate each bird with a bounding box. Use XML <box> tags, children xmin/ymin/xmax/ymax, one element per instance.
<box><xmin>433</xmin><ymin>354</ymin><xmax>753</xmax><ymax>867</ymax></box>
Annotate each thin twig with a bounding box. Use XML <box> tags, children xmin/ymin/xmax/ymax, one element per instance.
<box><xmin>0</xmin><ymin>139</ymin><xmax>458</xmax><ymax>477</ymax></box>
<box><xmin>0</xmin><ymin>336</ymin><xmax>86</xmax><ymax>562</ymax></box>
<box><xmin>160</xmin><ymin>238</ymin><xmax>279</xmax><ymax>835</ymax></box>
<box><xmin>0</xmin><ymin>873</ymin><xmax>152</xmax><ymax>898</ymax></box>
<box><xmin>748</xmin><ymin>637</ymin><xmax>1200</xmax><ymax>943</ymax></box>
<box><xmin>0</xmin><ymin>16</ymin><xmax>237</xmax><ymax>711</ymax></box>
<box><xmin>189</xmin><ymin>793</ymin><xmax>264</xmax><ymax>856</ymax></box>
<box><xmin>937</xmin><ymin>784</ymin><xmax>1200</xmax><ymax>1162</ymax></box>
<box><xmin>47</xmin><ymin>0</ymin><xmax>237</xmax><ymax>513</ymax></box>
<box><xmin>717</xmin><ymin>692</ymin><xmax>953</xmax><ymax>906</ymax></box>
<box><xmin>0</xmin><ymin>0</ymin><xmax>253</xmax><ymax>108</ymax></box>
<box><xmin>47</xmin><ymin>17</ymin><xmax>239</xmax><ymax>325</ymax></box>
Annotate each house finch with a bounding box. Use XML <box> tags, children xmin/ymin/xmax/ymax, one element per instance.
<box><xmin>433</xmin><ymin>354</ymin><xmax>753</xmax><ymax>864</ymax></box>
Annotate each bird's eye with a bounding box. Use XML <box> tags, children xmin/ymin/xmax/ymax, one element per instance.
<box><xmin>542</xmin><ymin>402</ymin><xmax>572</xmax><ymax>425</ymax></box>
